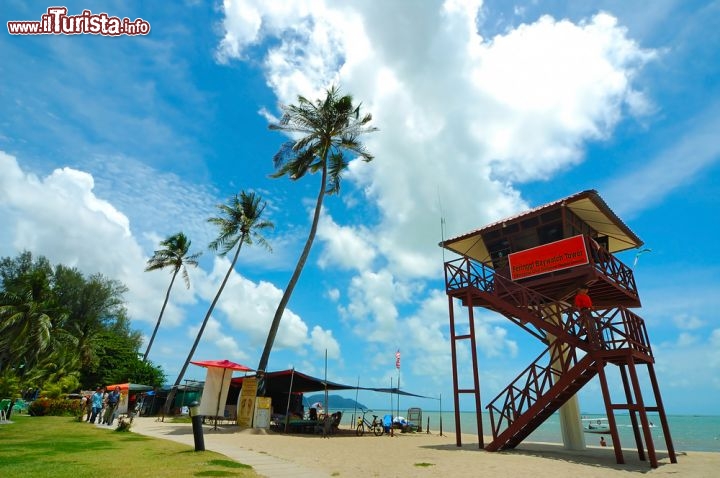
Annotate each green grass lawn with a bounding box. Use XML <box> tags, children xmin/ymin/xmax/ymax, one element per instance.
<box><xmin>0</xmin><ymin>415</ymin><xmax>259</xmax><ymax>477</ymax></box>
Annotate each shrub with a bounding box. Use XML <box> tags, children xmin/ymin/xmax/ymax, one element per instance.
<box><xmin>115</xmin><ymin>417</ymin><xmax>132</xmax><ymax>432</ymax></box>
<box><xmin>28</xmin><ymin>398</ymin><xmax>82</xmax><ymax>416</ymax></box>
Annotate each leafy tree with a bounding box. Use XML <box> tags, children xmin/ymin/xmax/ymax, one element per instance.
<box><xmin>53</xmin><ymin>267</ymin><xmax>128</xmax><ymax>370</ymax></box>
<box><xmin>85</xmin><ymin>330</ymin><xmax>165</xmax><ymax>388</ymax></box>
<box><xmin>165</xmin><ymin>191</ymin><xmax>272</xmax><ymax>412</ymax></box>
<box><xmin>257</xmin><ymin>85</ymin><xmax>377</xmax><ymax>377</ymax></box>
<box><xmin>0</xmin><ymin>256</ymin><xmax>58</xmax><ymax>374</ymax></box>
<box><xmin>143</xmin><ymin>232</ymin><xmax>201</xmax><ymax>361</ymax></box>
<box><xmin>0</xmin><ymin>251</ymin><xmax>166</xmax><ymax>393</ymax></box>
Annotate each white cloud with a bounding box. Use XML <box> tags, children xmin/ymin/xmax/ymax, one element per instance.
<box><xmin>216</xmin><ymin>1</ymin><xmax>657</xmax><ymax>383</ymax></box>
<box><xmin>316</xmin><ymin>210</ymin><xmax>377</xmax><ymax>271</ymax></box>
<box><xmin>654</xmin><ymin>331</ymin><xmax>720</xmax><ymax>394</ymax></box>
<box><xmin>0</xmin><ymin>151</ymin><xmax>193</xmax><ymax>327</ymax></box>
<box><xmin>309</xmin><ymin>326</ymin><xmax>341</xmax><ymax>360</ymax></box>
<box><xmin>217</xmin><ymin>3</ymin><xmax>655</xmax><ymax>281</ymax></box>
<box><xmin>603</xmin><ymin>103</ymin><xmax>720</xmax><ymax>217</ymax></box>
<box><xmin>326</xmin><ymin>288</ymin><xmax>340</xmax><ymax>302</ymax></box>
<box><xmin>672</xmin><ymin>314</ymin><xmax>704</xmax><ymax>331</ymax></box>
<box><xmin>341</xmin><ymin>268</ymin><xmax>422</xmax><ymax>341</ymax></box>
<box><xmin>197</xmin><ymin>256</ymin><xmax>310</xmax><ymax>350</ymax></box>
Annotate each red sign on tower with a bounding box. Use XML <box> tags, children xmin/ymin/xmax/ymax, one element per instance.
<box><xmin>508</xmin><ymin>235</ymin><xmax>589</xmax><ymax>280</ymax></box>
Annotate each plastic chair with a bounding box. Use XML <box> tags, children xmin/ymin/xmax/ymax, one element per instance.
<box><xmin>407</xmin><ymin>407</ymin><xmax>422</xmax><ymax>432</ymax></box>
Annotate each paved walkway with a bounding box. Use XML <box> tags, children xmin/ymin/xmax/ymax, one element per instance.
<box><xmin>127</xmin><ymin>417</ymin><xmax>330</xmax><ymax>478</ymax></box>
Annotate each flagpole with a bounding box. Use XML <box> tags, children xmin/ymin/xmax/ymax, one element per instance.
<box><xmin>284</xmin><ymin>367</ymin><xmax>295</xmax><ymax>433</ymax></box>
<box><xmin>390</xmin><ymin>377</ymin><xmax>394</xmax><ymax>437</ymax></box>
<box><xmin>395</xmin><ymin>349</ymin><xmax>401</xmax><ymax>421</ymax></box>
<box><xmin>397</xmin><ymin>369</ymin><xmax>400</xmax><ymax>419</ymax></box>
<box><xmin>354</xmin><ymin>376</ymin><xmax>360</xmax><ymax>428</ymax></box>
<box><xmin>324</xmin><ymin>349</ymin><xmax>328</xmax><ymax>415</ymax></box>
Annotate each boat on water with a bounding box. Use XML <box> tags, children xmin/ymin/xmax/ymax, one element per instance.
<box><xmin>582</xmin><ymin>417</ymin><xmax>611</xmax><ymax>434</ymax></box>
<box><xmin>582</xmin><ymin>417</ymin><xmax>657</xmax><ymax>434</ymax></box>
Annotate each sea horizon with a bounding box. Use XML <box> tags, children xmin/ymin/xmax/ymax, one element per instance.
<box><xmin>338</xmin><ymin>409</ymin><xmax>720</xmax><ymax>453</ymax></box>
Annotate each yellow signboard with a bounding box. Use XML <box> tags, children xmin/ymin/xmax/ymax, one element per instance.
<box><xmin>237</xmin><ymin>377</ymin><xmax>257</xmax><ymax>428</ymax></box>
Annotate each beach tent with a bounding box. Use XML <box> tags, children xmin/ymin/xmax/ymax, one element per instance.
<box><xmin>103</xmin><ymin>383</ymin><xmax>153</xmax><ymax>414</ymax></box>
<box><xmin>230</xmin><ymin>369</ymin><xmax>356</xmax><ymax>395</ymax></box>
<box><xmin>191</xmin><ymin>359</ymin><xmax>253</xmax><ymax>428</ymax></box>
<box><xmin>230</xmin><ymin>369</ymin><xmax>432</xmax><ymax>397</ymax></box>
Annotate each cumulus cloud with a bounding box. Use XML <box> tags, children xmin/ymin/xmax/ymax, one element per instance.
<box><xmin>216</xmin><ymin>1</ymin><xmax>656</xmax><ymax>367</ymax></box>
<box><xmin>0</xmin><ymin>151</ymin><xmax>334</xmax><ymax>376</ymax></box>
<box><xmin>194</xmin><ymin>256</ymin><xmax>310</xmax><ymax>350</ymax></box>
<box><xmin>316</xmin><ymin>210</ymin><xmax>377</xmax><ymax>271</ymax></box>
<box><xmin>309</xmin><ymin>326</ymin><xmax>341</xmax><ymax>360</ymax></box>
<box><xmin>0</xmin><ymin>151</ymin><xmax>193</xmax><ymax>327</ymax></box>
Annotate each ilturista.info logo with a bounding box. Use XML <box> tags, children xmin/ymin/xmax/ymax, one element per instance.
<box><xmin>7</xmin><ymin>7</ymin><xmax>151</xmax><ymax>36</ymax></box>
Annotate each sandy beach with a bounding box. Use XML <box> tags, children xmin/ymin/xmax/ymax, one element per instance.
<box><xmin>129</xmin><ymin>417</ymin><xmax>718</xmax><ymax>478</ymax></box>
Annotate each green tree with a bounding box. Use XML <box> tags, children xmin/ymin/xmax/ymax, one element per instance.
<box><xmin>165</xmin><ymin>191</ymin><xmax>273</xmax><ymax>412</ymax></box>
<box><xmin>0</xmin><ymin>252</ymin><xmax>57</xmax><ymax>379</ymax></box>
<box><xmin>257</xmin><ymin>85</ymin><xmax>377</xmax><ymax>377</ymax></box>
<box><xmin>0</xmin><ymin>251</ymin><xmax>166</xmax><ymax>392</ymax></box>
<box><xmin>53</xmin><ymin>267</ymin><xmax>128</xmax><ymax>371</ymax></box>
<box><xmin>0</xmin><ymin>290</ymin><xmax>52</xmax><ymax>373</ymax></box>
<box><xmin>88</xmin><ymin>330</ymin><xmax>165</xmax><ymax>387</ymax></box>
<box><xmin>143</xmin><ymin>232</ymin><xmax>201</xmax><ymax>361</ymax></box>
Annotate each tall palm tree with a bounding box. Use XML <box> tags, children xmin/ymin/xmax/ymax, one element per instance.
<box><xmin>257</xmin><ymin>85</ymin><xmax>377</xmax><ymax>378</ymax></box>
<box><xmin>143</xmin><ymin>232</ymin><xmax>201</xmax><ymax>361</ymax></box>
<box><xmin>165</xmin><ymin>191</ymin><xmax>273</xmax><ymax>414</ymax></box>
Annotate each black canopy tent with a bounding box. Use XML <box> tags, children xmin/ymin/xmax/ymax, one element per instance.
<box><xmin>229</xmin><ymin>369</ymin><xmax>432</xmax><ymax>398</ymax></box>
<box><xmin>228</xmin><ymin>369</ymin><xmax>433</xmax><ymax>417</ymax></box>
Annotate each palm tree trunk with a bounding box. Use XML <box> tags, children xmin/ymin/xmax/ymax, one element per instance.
<box><xmin>165</xmin><ymin>235</ymin><xmax>246</xmax><ymax>414</ymax></box>
<box><xmin>143</xmin><ymin>269</ymin><xmax>179</xmax><ymax>361</ymax></box>
<box><xmin>257</xmin><ymin>162</ymin><xmax>328</xmax><ymax>380</ymax></box>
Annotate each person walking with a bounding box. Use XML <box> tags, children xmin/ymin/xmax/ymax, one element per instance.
<box><xmin>89</xmin><ymin>387</ymin><xmax>104</xmax><ymax>424</ymax></box>
<box><xmin>103</xmin><ymin>386</ymin><xmax>121</xmax><ymax>426</ymax></box>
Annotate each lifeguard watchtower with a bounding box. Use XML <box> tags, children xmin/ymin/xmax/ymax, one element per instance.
<box><xmin>440</xmin><ymin>190</ymin><xmax>676</xmax><ymax>468</ymax></box>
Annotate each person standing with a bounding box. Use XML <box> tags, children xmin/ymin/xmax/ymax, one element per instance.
<box><xmin>103</xmin><ymin>386</ymin><xmax>121</xmax><ymax>426</ymax></box>
<box><xmin>89</xmin><ymin>387</ymin><xmax>104</xmax><ymax>424</ymax></box>
<box><xmin>575</xmin><ymin>285</ymin><xmax>600</xmax><ymax>348</ymax></box>
<box><xmin>81</xmin><ymin>393</ymin><xmax>92</xmax><ymax>422</ymax></box>
<box><xmin>574</xmin><ymin>285</ymin><xmax>593</xmax><ymax>310</ymax></box>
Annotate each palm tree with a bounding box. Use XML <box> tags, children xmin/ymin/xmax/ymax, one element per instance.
<box><xmin>165</xmin><ymin>191</ymin><xmax>273</xmax><ymax>414</ymax></box>
<box><xmin>256</xmin><ymin>85</ymin><xmax>377</xmax><ymax>378</ymax></box>
<box><xmin>143</xmin><ymin>232</ymin><xmax>201</xmax><ymax>361</ymax></box>
<box><xmin>0</xmin><ymin>290</ymin><xmax>52</xmax><ymax>373</ymax></box>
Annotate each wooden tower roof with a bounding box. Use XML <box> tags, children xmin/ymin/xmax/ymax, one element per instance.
<box><xmin>440</xmin><ymin>190</ymin><xmax>643</xmax><ymax>264</ymax></box>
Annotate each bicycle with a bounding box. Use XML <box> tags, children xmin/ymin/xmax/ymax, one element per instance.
<box><xmin>356</xmin><ymin>408</ymin><xmax>384</xmax><ymax>436</ymax></box>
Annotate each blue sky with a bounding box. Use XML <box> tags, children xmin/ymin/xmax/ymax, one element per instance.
<box><xmin>1</xmin><ymin>1</ymin><xmax>718</xmax><ymax>416</ymax></box>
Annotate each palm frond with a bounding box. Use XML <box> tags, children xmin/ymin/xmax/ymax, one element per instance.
<box><xmin>326</xmin><ymin>152</ymin><xmax>349</xmax><ymax>195</ymax></box>
<box><xmin>208</xmin><ymin>191</ymin><xmax>274</xmax><ymax>256</ymax></box>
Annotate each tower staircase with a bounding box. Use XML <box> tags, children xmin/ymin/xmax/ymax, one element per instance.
<box><xmin>444</xmin><ymin>252</ymin><xmax>677</xmax><ymax>467</ymax></box>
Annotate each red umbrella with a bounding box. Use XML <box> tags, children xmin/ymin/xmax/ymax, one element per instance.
<box><xmin>190</xmin><ymin>359</ymin><xmax>253</xmax><ymax>428</ymax></box>
<box><xmin>190</xmin><ymin>359</ymin><xmax>254</xmax><ymax>371</ymax></box>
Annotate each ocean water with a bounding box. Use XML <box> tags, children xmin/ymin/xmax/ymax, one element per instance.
<box><xmin>361</xmin><ymin>410</ymin><xmax>720</xmax><ymax>453</ymax></box>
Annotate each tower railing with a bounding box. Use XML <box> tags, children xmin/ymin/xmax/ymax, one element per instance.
<box><xmin>585</xmin><ymin>236</ymin><xmax>638</xmax><ymax>297</ymax></box>
<box><xmin>486</xmin><ymin>341</ymin><xmax>591</xmax><ymax>443</ymax></box>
